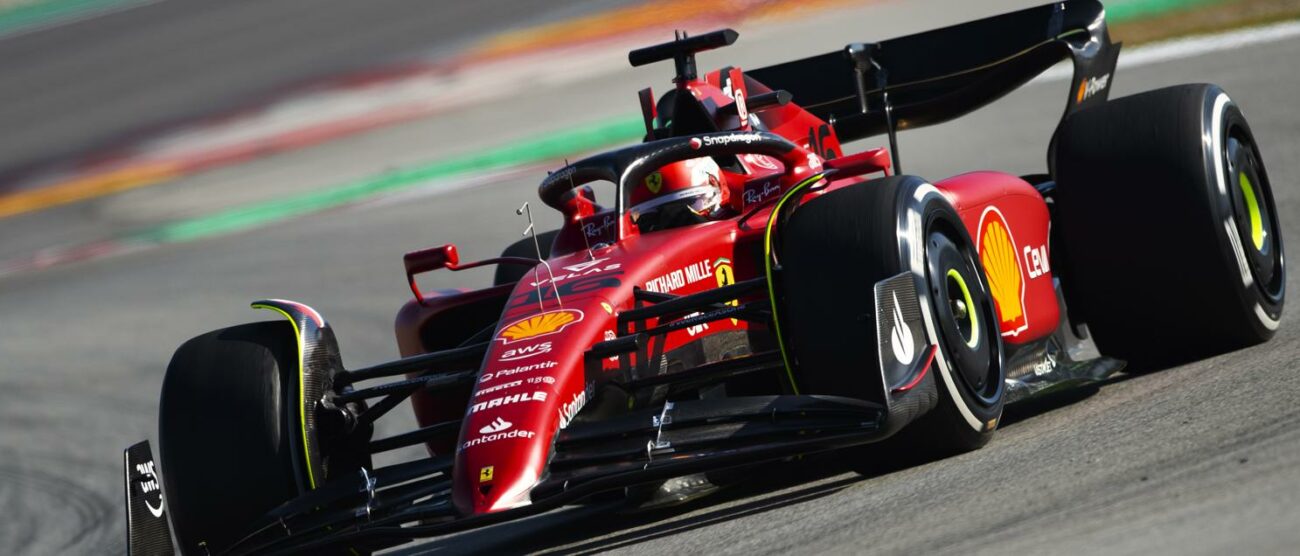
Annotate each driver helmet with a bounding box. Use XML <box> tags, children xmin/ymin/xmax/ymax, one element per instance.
<box><xmin>630</xmin><ymin>157</ymin><xmax>730</xmax><ymax>231</ymax></box>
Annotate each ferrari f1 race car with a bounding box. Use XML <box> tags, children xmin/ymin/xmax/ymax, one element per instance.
<box><xmin>124</xmin><ymin>1</ymin><xmax>1285</xmax><ymax>553</ymax></box>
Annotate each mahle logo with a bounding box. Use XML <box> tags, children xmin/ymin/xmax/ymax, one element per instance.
<box><xmin>469</xmin><ymin>391</ymin><xmax>548</xmax><ymax>414</ymax></box>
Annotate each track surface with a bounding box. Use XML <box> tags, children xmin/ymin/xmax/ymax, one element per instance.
<box><xmin>0</xmin><ymin>0</ymin><xmax>635</xmax><ymax>184</ymax></box>
<box><xmin>2</xmin><ymin>2</ymin><xmax>1299</xmax><ymax>555</ymax></box>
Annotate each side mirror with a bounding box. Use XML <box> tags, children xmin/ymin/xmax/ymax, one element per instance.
<box><xmin>824</xmin><ymin>148</ymin><xmax>891</xmax><ymax>178</ymax></box>
<box><xmin>404</xmin><ymin>244</ymin><xmax>460</xmax><ymax>303</ymax></box>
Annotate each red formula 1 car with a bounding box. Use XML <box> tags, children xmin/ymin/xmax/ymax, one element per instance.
<box><xmin>124</xmin><ymin>1</ymin><xmax>1284</xmax><ymax>553</ymax></box>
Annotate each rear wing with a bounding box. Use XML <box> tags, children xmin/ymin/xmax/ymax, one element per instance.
<box><xmin>746</xmin><ymin>0</ymin><xmax>1120</xmax><ymax>143</ymax></box>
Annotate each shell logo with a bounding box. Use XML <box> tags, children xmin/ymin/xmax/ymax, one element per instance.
<box><xmin>977</xmin><ymin>207</ymin><xmax>1028</xmax><ymax>337</ymax></box>
<box><xmin>497</xmin><ymin>309</ymin><xmax>583</xmax><ymax>343</ymax></box>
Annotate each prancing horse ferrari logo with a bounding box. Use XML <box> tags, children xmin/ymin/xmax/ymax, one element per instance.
<box><xmin>645</xmin><ymin>172</ymin><xmax>664</xmax><ymax>194</ymax></box>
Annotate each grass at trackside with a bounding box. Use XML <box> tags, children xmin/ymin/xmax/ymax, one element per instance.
<box><xmin>1110</xmin><ymin>0</ymin><xmax>1300</xmax><ymax>44</ymax></box>
<box><xmin>0</xmin><ymin>0</ymin><xmax>144</xmax><ymax>36</ymax></box>
<box><xmin>132</xmin><ymin>117</ymin><xmax>646</xmax><ymax>244</ymax></box>
<box><xmin>1106</xmin><ymin>0</ymin><xmax>1225</xmax><ymax>22</ymax></box>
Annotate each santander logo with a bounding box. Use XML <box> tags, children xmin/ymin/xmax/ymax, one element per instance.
<box><xmin>479</xmin><ymin>417</ymin><xmax>511</xmax><ymax>435</ymax></box>
<box><xmin>463</xmin><ymin>417</ymin><xmax>536</xmax><ymax>450</ymax></box>
<box><xmin>480</xmin><ymin>415</ymin><xmax>509</xmax><ymax>433</ymax></box>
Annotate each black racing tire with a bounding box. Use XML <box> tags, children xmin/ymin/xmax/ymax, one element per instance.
<box><xmin>158</xmin><ymin>321</ymin><xmax>303</xmax><ymax>553</ymax></box>
<box><xmin>1054</xmin><ymin>84</ymin><xmax>1284</xmax><ymax>369</ymax></box>
<box><xmin>780</xmin><ymin>176</ymin><xmax>1006</xmax><ymax>469</ymax></box>
<box><xmin>493</xmin><ymin>229</ymin><xmax>559</xmax><ymax>286</ymax></box>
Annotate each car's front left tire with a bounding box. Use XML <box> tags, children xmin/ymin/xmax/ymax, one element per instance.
<box><xmin>779</xmin><ymin>176</ymin><xmax>1006</xmax><ymax>469</ymax></box>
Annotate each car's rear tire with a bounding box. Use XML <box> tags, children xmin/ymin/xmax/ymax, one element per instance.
<box><xmin>158</xmin><ymin>321</ymin><xmax>305</xmax><ymax>553</ymax></box>
<box><xmin>1054</xmin><ymin>84</ymin><xmax>1284</xmax><ymax>369</ymax></box>
<box><xmin>780</xmin><ymin>176</ymin><xmax>1006</xmax><ymax>470</ymax></box>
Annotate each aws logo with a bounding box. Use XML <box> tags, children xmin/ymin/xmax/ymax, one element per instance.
<box><xmin>499</xmin><ymin>342</ymin><xmax>552</xmax><ymax>361</ymax></box>
<box><xmin>977</xmin><ymin>207</ymin><xmax>1028</xmax><ymax>337</ymax></box>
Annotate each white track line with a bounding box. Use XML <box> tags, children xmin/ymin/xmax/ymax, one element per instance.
<box><xmin>1036</xmin><ymin>19</ymin><xmax>1300</xmax><ymax>83</ymax></box>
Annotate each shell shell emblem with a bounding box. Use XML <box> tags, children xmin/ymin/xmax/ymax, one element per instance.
<box><xmin>497</xmin><ymin>309</ymin><xmax>583</xmax><ymax>343</ymax></box>
<box><xmin>977</xmin><ymin>207</ymin><xmax>1028</xmax><ymax>337</ymax></box>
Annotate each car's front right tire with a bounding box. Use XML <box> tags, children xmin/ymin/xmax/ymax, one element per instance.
<box><xmin>1054</xmin><ymin>84</ymin><xmax>1285</xmax><ymax>369</ymax></box>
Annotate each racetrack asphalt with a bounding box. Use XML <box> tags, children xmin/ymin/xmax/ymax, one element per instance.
<box><xmin>2</xmin><ymin>2</ymin><xmax>1300</xmax><ymax>555</ymax></box>
<box><xmin>0</xmin><ymin>0</ymin><xmax>640</xmax><ymax>186</ymax></box>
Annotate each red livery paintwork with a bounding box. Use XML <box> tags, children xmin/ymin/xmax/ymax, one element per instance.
<box><xmin>141</xmin><ymin>6</ymin><xmax>1284</xmax><ymax>552</ymax></box>
<box><xmin>449</xmin><ymin>224</ymin><xmax>755</xmax><ymax>514</ymax></box>
<box><xmin>936</xmin><ymin>172</ymin><xmax>1059</xmax><ymax>343</ymax></box>
<box><xmin>396</xmin><ymin>66</ymin><xmax>1060</xmax><ymax>515</ymax></box>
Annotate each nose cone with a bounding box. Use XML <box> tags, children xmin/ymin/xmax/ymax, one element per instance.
<box><xmin>451</xmin><ymin>390</ymin><xmax>555</xmax><ymax>514</ymax></box>
<box><xmin>450</xmin><ymin>306</ymin><xmax>603</xmax><ymax>516</ymax></box>
<box><xmin>449</xmin><ymin>247</ymin><xmax>631</xmax><ymax>515</ymax></box>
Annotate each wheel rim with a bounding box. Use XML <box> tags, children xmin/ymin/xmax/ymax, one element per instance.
<box><xmin>927</xmin><ymin>223</ymin><xmax>999</xmax><ymax>404</ymax></box>
<box><xmin>1238</xmin><ymin>172</ymin><xmax>1265</xmax><ymax>252</ymax></box>
<box><xmin>1225</xmin><ymin>133</ymin><xmax>1283</xmax><ymax>301</ymax></box>
<box><xmin>945</xmin><ymin>269</ymin><xmax>980</xmax><ymax>349</ymax></box>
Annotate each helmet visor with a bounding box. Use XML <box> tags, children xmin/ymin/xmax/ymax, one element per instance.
<box><xmin>629</xmin><ymin>185</ymin><xmax>721</xmax><ymax>223</ymax></box>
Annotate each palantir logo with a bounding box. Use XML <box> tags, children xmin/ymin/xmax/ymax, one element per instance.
<box><xmin>479</xmin><ymin>417</ymin><xmax>512</xmax><ymax>435</ymax></box>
